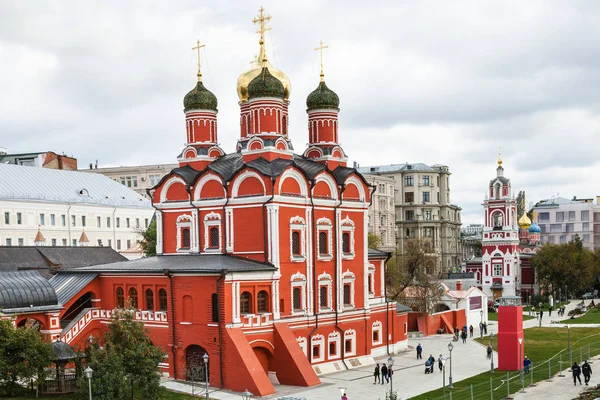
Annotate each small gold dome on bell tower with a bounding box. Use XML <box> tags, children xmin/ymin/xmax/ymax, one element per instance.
<box><xmin>237</xmin><ymin>7</ymin><xmax>291</xmax><ymax>102</ymax></box>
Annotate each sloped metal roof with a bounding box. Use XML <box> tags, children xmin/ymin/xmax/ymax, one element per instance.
<box><xmin>50</xmin><ymin>272</ymin><xmax>98</xmax><ymax>305</ymax></box>
<box><xmin>368</xmin><ymin>248</ymin><xmax>390</xmax><ymax>258</ymax></box>
<box><xmin>357</xmin><ymin>163</ymin><xmax>437</xmax><ymax>174</ymax></box>
<box><xmin>0</xmin><ymin>271</ymin><xmax>58</xmax><ymax>310</ymax></box>
<box><xmin>0</xmin><ymin>163</ymin><xmax>151</xmax><ymax>207</ymax></box>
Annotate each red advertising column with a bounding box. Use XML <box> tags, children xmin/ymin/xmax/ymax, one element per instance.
<box><xmin>497</xmin><ymin>306</ymin><xmax>524</xmax><ymax>371</ymax></box>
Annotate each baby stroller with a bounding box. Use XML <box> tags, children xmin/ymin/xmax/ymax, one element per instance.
<box><xmin>424</xmin><ymin>359</ymin><xmax>434</xmax><ymax>374</ymax></box>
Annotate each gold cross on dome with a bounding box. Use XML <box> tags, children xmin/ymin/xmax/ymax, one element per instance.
<box><xmin>314</xmin><ymin>40</ymin><xmax>329</xmax><ymax>82</ymax></box>
<box><xmin>253</xmin><ymin>7</ymin><xmax>272</xmax><ymax>45</ymax></box>
<box><xmin>192</xmin><ymin>39</ymin><xmax>205</xmax><ymax>82</ymax></box>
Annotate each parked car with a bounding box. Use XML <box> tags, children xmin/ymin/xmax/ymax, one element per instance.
<box><xmin>582</xmin><ymin>292</ymin><xmax>595</xmax><ymax>299</ymax></box>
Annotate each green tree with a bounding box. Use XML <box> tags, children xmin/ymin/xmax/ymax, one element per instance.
<box><xmin>368</xmin><ymin>232</ymin><xmax>381</xmax><ymax>249</ymax></box>
<box><xmin>533</xmin><ymin>236</ymin><xmax>600</xmax><ymax>296</ymax></box>
<box><xmin>139</xmin><ymin>219</ymin><xmax>156</xmax><ymax>257</ymax></box>
<box><xmin>0</xmin><ymin>318</ymin><xmax>54</xmax><ymax>396</ymax></box>
<box><xmin>77</xmin><ymin>342</ymin><xmax>129</xmax><ymax>400</ymax></box>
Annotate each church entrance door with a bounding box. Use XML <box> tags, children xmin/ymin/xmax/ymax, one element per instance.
<box><xmin>186</xmin><ymin>345</ymin><xmax>209</xmax><ymax>382</ymax></box>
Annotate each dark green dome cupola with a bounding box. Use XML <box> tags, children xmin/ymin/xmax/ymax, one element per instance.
<box><xmin>248</xmin><ymin>67</ymin><xmax>285</xmax><ymax>100</ymax></box>
<box><xmin>183</xmin><ymin>81</ymin><xmax>218</xmax><ymax>112</ymax></box>
<box><xmin>306</xmin><ymin>81</ymin><xmax>339</xmax><ymax>111</ymax></box>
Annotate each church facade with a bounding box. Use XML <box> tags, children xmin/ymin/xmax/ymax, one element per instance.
<box><xmin>0</xmin><ymin>9</ymin><xmax>407</xmax><ymax>397</ymax></box>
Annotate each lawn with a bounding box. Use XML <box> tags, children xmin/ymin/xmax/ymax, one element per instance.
<box><xmin>486</xmin><ymin>312</ymin><xmax>535</xmax><ymax>322</ymax></box>
<box><xmin>408</xmin><ymin>327</ymin><xmax>600</xmax><ymax>400</ymax></box>
<box><xmin>567</xmin><ymin>307</ymin><xmax>600</xmax><ymax>324</ymax></box>
<box><xmin>3</xmin><ymin>386</ymin><xmax>202</xmax><ymax>399</ymax></box>
<box><xmin>522</xmin><ymin>300</ymin><xmax>570</xmax><ymax>312</ymax></box>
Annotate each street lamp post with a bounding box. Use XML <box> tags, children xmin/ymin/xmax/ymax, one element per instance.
<box><xmin>539</xmin><ymin>302</ymin><xmax>543</xmax><ymax>327</ymax></box>
<box><xmin>242</xmin><ymin>389</ymin><xmax>253</xmax><ymax>400</ymax></box>
<box><xmin>338</xmin><ymin>387</ymin><xmax>346</xmax><ymax>400</ymax></box>
<box><xmin>442</xmin><ymin>358</ymin><xmax>447</xmax><ymax>400</ymax></box>
<box><xmin>568</xmin><ymin>325</ymin><xmax>571</xmax><ymax>365</ymax></box>
<box><xmin>84</xmin><ymin>367</ymin><xmax>93</xmax><ymax>400</ymax></box>
<box><xmin>518</xmin><ymin>338</ymin><xmax>525</xmax><ymax>393</ymax></box>
<box><xmin>203</xmin><ymin>353</ymin><xmax>209</xmax><ymax>400</ymax></box>
<box><xmin>480</xmin><ymin>310</ymin><xmax>484</xmax><ymax>338</ymax></box>
<box><xmin>448</xmin><ymin>342</ymin><xmax>454</xmax><ymax>388</ymax></box>
<box><xmin>388</xmin><ymin>356</ymin><xmax>395</xmax><ymax>398</ymax></box>
<box><xmin>490</xmin><ymin>332</ymin><xmax>495</xmax><ymax>373</ymax></box>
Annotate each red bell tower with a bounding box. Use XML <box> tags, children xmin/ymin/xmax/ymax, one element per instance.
<box><xmin>178</xmin><ymin>40</ymin><xmax>225</xmax><ymax>170</ymax></box>
<box><xmin>303</xmin><ymin>41</ymin><xmax>347</xmax><ymax>169</ymax></box>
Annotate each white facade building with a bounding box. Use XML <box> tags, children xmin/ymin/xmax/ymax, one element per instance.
<box><xmin>0</xmin><ymin>164</ymin><xmax>154</xmax><ymax>254</ymax></box>
<box><xmin>362</xmin><ymin>174</ymin><xmax>396</xmax><ymax>251</ymax></box>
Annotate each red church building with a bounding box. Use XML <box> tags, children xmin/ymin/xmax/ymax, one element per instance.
<box><xmin>0</xmin><ymin>9</ymin><xmax>408</xmax><ymax>397</ymax></box>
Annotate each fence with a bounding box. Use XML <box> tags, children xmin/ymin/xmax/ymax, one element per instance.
<box><xmin>414</xmin><ymin>339</ymin><xmax>600</xmax><ymax>400</ymax></box>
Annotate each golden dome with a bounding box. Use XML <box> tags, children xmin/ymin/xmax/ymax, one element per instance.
<box><xmin>518</xmin><ymin>212</ymin><xmax>532</xmax><ymax>229</ymax></box>
<box><xmin>237</xmin><ymin>56</ymin><xmax>291</xmax><ymax>102</ymax></box>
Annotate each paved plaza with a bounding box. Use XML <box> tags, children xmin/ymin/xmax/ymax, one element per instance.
<box><xmin>163</xmin><ymin>300</ymin><xmax>600</xmax><ymax>399</ymax></box>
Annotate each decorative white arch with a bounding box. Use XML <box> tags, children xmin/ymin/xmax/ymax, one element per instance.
<box><xmin>246</xmin><ymin>137</ymin><xmax>264</xmax><ymax>151</ymax></box>
<box><xmin>231</xmin><ymin>170</ymin><xmax>267</xmax><ymax>198</ymax></box>
<box><xmin>248</xmin><ymin>339</ymin><xmax>275</xmax><ymax>349</ymax></box>
<box><xmin>278</xmin><ymin>169</ymin><xmax>308</xmax><ymax>197</ymax></box>
<box><xmin>313</xmin><ymin>173</ymin><xmax>338</xmax><ymax>200</ymax></box>
<box><xmin>344</xmin><ymin>175</ymin><xmax>366</xmax><ymax>202</ymax></box>
<box><xmin>193</xmin><ymin>173</ymin><xmax>224</xmax><ymax>201</ymax></box>
<box><xmin>159</xmin><ymin>176</ymin><xmax>188</xmax><ymax>203</ymax></box>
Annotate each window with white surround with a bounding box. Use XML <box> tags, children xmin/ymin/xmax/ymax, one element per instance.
<box><xmin>318</xmin><ymin>272</ymin><xmax>332</xmax><ymax>312</ymax></box>
<box><xmin>204</xmin><ymin>212</ymin><xmax>221</xmax><ymax>252</ymax></box>
<box><xmin>176</xmin><ymin>214</ymin><xmax>193</xmax><ymax>252</ymax></box>
<box><xmin>289</xmin><ymin>216</ymin><xmax>306</xmax><ymax>262</ymax></box>
<box><xmin>372</xmin><ymin>321</ymin><xmax>383</xmax><ymax>345</ymax></box>
<box><xmin>297</xmin><ymin>337</ymin><xmax>308</xmax><ymax>358</ymax></box>
<box><xmin>493</xmin><ymin>263</ymin><xmax>502</xmax><ymax>276</ymax></box>
<box><xmin>311</xmin><ymin>334</ymin><xmax>325</xmax><ymax>363</ymax></box>
<box><xmin>316</xmin><ymin>217</ymin><xmax>332</xmax><ymax>261</ymax></box>
<box><xmin>291</xmin><ymin>272</ymin><xmax>307</xmax><ymax>314</ymax></box>
<box><xmin>328</xmin><ymin>332</ymin><xmax>341</xmax><ymax>360</ymax></box>
<box><xmin>342</xmin><ymin>271</ymin><xmax>356</xmax><ymax>308</ymax></box>
<box><xmin>368</xmin><ymin>264</ymin><xmax>376</xmax><ymax>297</ymax></box>
<box><xmin>340</xmin><ymin>217</ymin><xmax>355</xmax><ymax>260</ymax></box>
<box><xmin>344</xmin><ymin>329</ymin><xmax>357</xmax><ymax>357</ymax></box>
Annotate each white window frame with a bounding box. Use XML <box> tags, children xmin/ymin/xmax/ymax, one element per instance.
<box><xmin>317</xmin><ymin>272</ymin><xmax>333</xmax><ymax>312</ymax></box>
<box><xmin>344</xmin><ymin>329</ymin><xmax>357</xmax><ymax>357</ymax></box>
<box><xmin>176</xmin><ymin>214</ymin><xmax>193</xmax><ymax>253</ymax></box>
<box><xmin>291</xmin><ymin>272</ymin><xmax>307</xmax><ymax>315</ymax></box>
<box><xmin>297</xmin><ymin>337</ymin><xmax>308</xmax><ymax>358</ymax></box>
<box><xmin>328</xmin><ymin>331</ymin><xmax>341</xmax><ymax>360</ymax></box>
<box><xmin>289</xmin><ymin>216</ymin><xmax>306</xmax><ymax>262</ymax></box>
<box><xmin>340</xmin><ymin>216</ymin><xmax>355</xmax><ymax>260</ymax></box>
<box><xmin>204</xmin><ymin>212</ymin><xmax>222</xmax><ymax>253</ymax></box>
<box><xmin>342</xmin><ymin>270</ymin><xmax>356</xmax><ymax>309</ymax></box>
<box><xmin>311</xmin><ymin>334</ymin><xmax>325</xmax><ymax>363</ymax></box>
<box><xmin>493</xmin><ymin>263</ymin><xmax>502</xmax><ymax>277</ymax></box>
<box><xmin>372</xmin><ymin>321</ymin><xmax>383</xmax><ymax>346</ymax></box>
<box><xmin>317</xmin><ymin>217</ymin><xmax>333</xmax><ymax>261</ymax></box>
<box><xmin>368</xmin><ymin>264</ymin><xmax>376</xmax><ymax>298</ymax></box>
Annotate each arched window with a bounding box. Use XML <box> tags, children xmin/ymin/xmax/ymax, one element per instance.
<box><xmin>240</xmin><ymin>291</ymin><xmax>251</xmax><ymax>314</ymax></box>
<box><xmin>318</xmin><ymin>231</ymin><xmax>327</xmax><ymax>254</ymax></box>
<box><xmin>158</xmin><ymin>288</ymin><xmax>168</xmax><ymax>311</ymax></box>
<box><xmin>145</xmin><ymin>288</ymin><xmax>154</xmax><ymax>310</ymax></box>
<box><xmin>128</xmin><ymin>287</ymin><xmax>138</xmax><ymax>309</ymax></box>
<box><xmin>116</xmin><ymin>287</ymin><xmax>124</xmax><ymax>308</ymax></box>
<box><xmin>292</xmin><ymin>231</ymin><xmax>301</xmax><ymax>256</ymax></box>
<box><xmin>343</xmin><ymin>284</ymin><xmax>351</xmax><ymax>305</ymax></box>
<box><xmin>342</xmin><ymin>232</ymin><xmax>350</xmax><ymax>254</ymax></box>
<box><xmin>293</xmin><ymin>287</ymin><xmax>302</xmax><ymax>311</ymax></box>
<box><xmin>257</xmin><ymin>290</ymin><xmax>268</xmax><ymax>313</ymax></box>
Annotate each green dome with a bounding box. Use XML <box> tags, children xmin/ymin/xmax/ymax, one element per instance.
<box><xmin>306</xmin><ymin>81</ymin><xmax>339</xmax><ymax>111</ymax></box>
<box><xmin>183</xmin><ymin>81</ymin><xmax>218</xmax><ymax>112</ymax></box>
<box><xmin>248</xmin><ymin>67</ymin><xmax>285</xmax><ymax>100</ymax></box>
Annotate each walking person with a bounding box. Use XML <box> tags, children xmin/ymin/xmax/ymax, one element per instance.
<box><xmin>381</xmin><ymin>363</ymin><xmax>388</xmax><ymax>384</ymax></box>
<box><xmin>479</xmin><ymin>322</ymin><xmax>483</xmax><ymax>337</ymax></box>
<box><xmin>540</xmin><ymin>309</ymin><xmax>543</xmax><ymax>321</ymax></box>
<box><xmin>523</xmin><ymin>356</ymin><xmax>531</xmax><ymax>373</ymax></box>
<box><xmin>438</xmin><ymin>354</ymin><xmax>444</xmax><ymax>372</ymax></box>
<box><xmin>469</xmin><ymin>324</ymin><xmax>474</xmax><ymax>338</ymax></box>
<box><xmin>483</xmin><ymin>322</ymin><xmax>488</xmax><ymax>335</ymax></box>
<box><xmin>461</xmin><ymin>329</ymin><xmax>467</xmax><ymax>344</ymax></box>
<box><xmin>487</xmin><ymin>344</ymin><xmax>493</xmax><ymax>359</ymax></box>
<box><xmin>582</xmin><ymin>360</ymin><xmax>593</xmax><ymax>385</ymax></box>
<box><xmin>342</xmin><ymin>393</ymin><xmax>348</xmax><ymax>400</ymax></box>
<box><xmin>373</xmin><ymin>363</ymin><xmax>380</xmax><ymax>384</ymax></box>
<box><xmin>387</xmin><ymin>365</ymin><xmax>393</xmax><ymax>383</ymax></box>
<box><xmin>573</xmin><ymin>362</ymin><xmax>582</xmax><ymax>386</ymax></box>
<box><xmin>416</xmin><ymin>343</ymin><xmax>422</xmax><ymax>359</ymax></box>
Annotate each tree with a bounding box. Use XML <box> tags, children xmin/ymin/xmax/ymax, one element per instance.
<box><xmin>0</xmin><ymin>318</ymin><xmax>54</xmax><ymax>396</ymax></box>
<box><xmin>533</xmin><ymin>236</ymin><xmax>600</xmax><ymax>296</ymax></box>
<box><xmin>368</xmin><ymin>232</ymin><xmax>381</xmax><ymax>249</ymax></box>
<box><xmin>139</xmin><ymin>219</ymin><xmax>156</xmax><ymax>257</ymax></box>
<box><xmin>77</xmin><ymin>342</ymin><xmax>129</xmax><ymax>400</ymax></box>
<box><xmin>386</xmin><ymin>239</ymin><xmax>442</xmax><ymax>312</ymax></box>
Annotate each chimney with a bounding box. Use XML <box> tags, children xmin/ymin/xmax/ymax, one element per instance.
<box><xmin>456</xmin><ymin>280</ymin><xmax>463</xmax><ymax>291</ymax></box>
<box><xmin>89</xmin><ymin>163</ymin><xmax>93</xmax><ymax>170</ymax></box>
<box><xmin>95</xmin><ymin>160</ymin><xmax>98</xmax><ymax>169</ymax></box>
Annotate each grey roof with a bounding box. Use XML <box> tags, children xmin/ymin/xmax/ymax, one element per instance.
<box><xmin>534</xmin><ymin>197</ymin><xmax>589</xmax><ymax>207</ymax></box>
<box><xmin>64</xmin><ymin>254</ymin><xmax>277</xmax><ymax>274</ymax></box>
<box><xmin>0</xmin><ymin>163</ymin><xmax>151</xmax><ymax>207</ymax></box>
<box><xmin>368</xmin><ymin>248</ymin><xmax>391</xmax><ymax>258</ymax></box>
<box><xmin>0</xmin><ymin>246</ymin><xmax>127</xmax><ymax>278</ymax></box>
<box><xmin>357</xmin><ymin>163</ymin><xmax>438</xmax><ymax>174</ymax></box>
<box><xmin>52</xmin><ymin>341</ymin><xmax>77</xmax><ymax>361</ymax></box>
<box><xmin>0</xmin><ymin>152</ymin><xmax>45</xmax><ymax>165</ymax></box>
<box><xmin>0</xmin><ymin>271</ymin><xmax>58</xmax><ymax>310</ymax></box>
<box><xmin>50</xmin><ymin>272</ymin><xmax>98</xmax><ymax>305</ymax></box>
<box><xmin>489</xmin><ymin>176</ymin><xmax>510</xmax><ymax>185</ymax></box>
<box><xmin>396</xmin><ymin>302</ymin><xmax>411</xmax><ymax>313</ymax></box>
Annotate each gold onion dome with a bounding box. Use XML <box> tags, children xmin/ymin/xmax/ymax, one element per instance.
<box><xmin>518</xmin><ymin>212</ymin><xmax>532</xmax><ymax>229</ymax></box>
<box><xmin>237</xmin><ymin>57</ymin><xmax>291</xmax><ymax>102</ymax></box>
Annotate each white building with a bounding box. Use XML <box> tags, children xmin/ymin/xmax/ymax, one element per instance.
<box><xmin>462</xmin><ymin>224</ymin><xmax>483</xmax><ymax>236</ymax></box>
<box><xmin>533</xmin><ymin>196</ymin><xmax>597</xmax><ymax>250</ymax></box>
<box><xmin>361</xmin><ymin>174</ymin><xmax>396</xmax><ymax>251</ymax></box>
<box><xmin>0</xmin><ymin>164</ymin><xmax>154</xmax><ymax>255</ymax></box>
<box><xmin>439</xmin><ymin>281</ymin><xmax>488</xmax><ymax>330</ymax></box>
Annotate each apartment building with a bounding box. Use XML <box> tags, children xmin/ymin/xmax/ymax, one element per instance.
<box><xmin>358</xmin><ymin>163</ymin><xmax>462</xmax><ymax>273</ymax></box>
<box><xmin>83</xmin><ymin>163</ymin><xmax>178</xmax><ymax>198</ymax></box>
<box><xmin>362</xmin><ymin>174</ymin><xmax>396</xmax><ymax>252</ymax></box>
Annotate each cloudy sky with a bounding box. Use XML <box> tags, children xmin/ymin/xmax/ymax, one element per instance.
<box><xmin>2</xmin><ymin>1</ymin><xmax>600</xmax><ymax>224</ymax></box>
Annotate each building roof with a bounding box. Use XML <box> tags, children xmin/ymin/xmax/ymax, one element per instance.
<box><xmin>0</xmin><ymin>151</ymin><xmax>45</xmax><ymax>165</ymax></box>
<box><xmin>395</xmin><ymin>302</ymin><xmax>411</xmax><ymax>313</ymax></box>
<box><xmin>357</xmin><ymin>163</ymin><xmax>449</xmax><ymax>174</ymax></box>
<box><xmin>0</xmin><ymin>271</ymin><xmax>59</xmax><ymax>311</ymax></box>
<box><xmin>63</xmin><ymin>254</ymin><xmax>277</xmax><ymax>274</ymax></box>
<box><xmin>0</xmin><ymin>163</ymin><xmax>151</xmax><ymax>207</ymax></box>
<box><xmin>52</xmin><ymin>341</ymin><xmax>78</xmax><ymax>361</ymax></box>
<box><xmin>0</xmin><ymin>246</ymin><xmax>128</xmax><ymax>278</ymax></box>
<box><xmin>49</xmin><ymin>272</ymin><xmax>98</xmax><ymax>305</ymax></box>
<box><xmin>368</xmin><ymin>248</ymin><xmax>390</xmax><ymax>259</ymax></box>
<box><xmin>534</xmin><ymin>197</ymin><xmax>592</xmax><ymax>207</ymax></box>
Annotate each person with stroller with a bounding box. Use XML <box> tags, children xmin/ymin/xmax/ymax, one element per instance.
<box><xmin>424</xmin><ymin>354</ymin><xmax>435</xmax><ymax>374</ymax></box>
